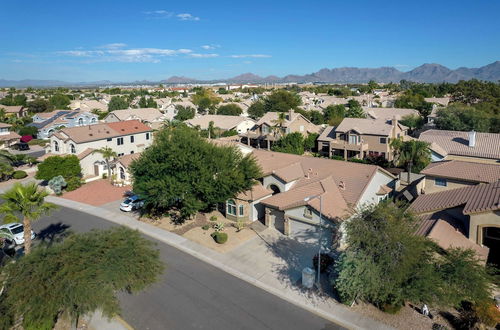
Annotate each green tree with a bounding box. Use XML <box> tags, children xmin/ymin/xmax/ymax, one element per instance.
<box><xmin>435</xmin><ymin>105</ymin><xmax>492</xmax><ymax>133</ymax></box>
<box><xmin>107</xmin><ymin>96</ymin><xmax>129</xmax><ymax>111</ymax></box>
<box><xmin>217</xmin><ymin>103</ymin><xmax>242</xmax><ymax>116</ymax></box>
<box><xmin>323</xmin><ymin>104</ymin><xmax>346</xmax><ymax>126</ymax></box>
<box><xmin>399</xmin><ymin>114</ymin><xmax>424</xmax><ymax>130</ymax></box>
<box><xmin>272</xmin><ymin>132</ymin><xmax>305</xmax><ymax>155</ymax></box>
<box><xmin>49</xmin><ymin>94</ymin><xmax>71</xmax><ymax>109</ymax></box>
<box><xmin>345</xmin><ymin>99</ymin><xmax>365</xmax><ymax>118</ymax></box>
<box><xmin>35</xmin><ymin>155</ymin><xmax>82</xmax><ymax>181</ymax></box>
<box><xmin>0</xmin><ymin>162</ymin><xmax>14</xmax><ymax>181</ymax></box>
<box><xmin>130</xmin><ymin>126</ymin><xmax>262</xmax><ymax>221</ymax></box>
<box><xmin>247</xmin><ymin>100</ymin><xmax>265</xmax><ymax>119</ymax></box>
<box><xmin>0</xmin><ymin>182</ymin><xmax>57</xmax><ymax>254</ymax></box>
<box><xmin>92</xmin><ymin>147</ymin><xmax>117</xmax><ymax>180</ymax></box>
<box><xmin>174</xmin><ymin>105</ymin><xmax>196</xmax><ymax>121</ymax></box>
<box><xmin>1</xmin><ymin>227</ymin><xmax>163</xmax><ymax>329</ymax></box>
<box><xmin>390</xmin><ymin>139</ymin><xmax>431</xmax><ymax>181</ymax></box>
<box><xmin>304</xmin><ymin>133</ymin><xmax>319</xmax><ymax>152</ymax></box>
<box><xmin>309</xmin><ymin>110</ymin><xmax>324</xmax><ymax>125</ymax></box>
<box><xmin>191</xmin><ymin>89</ymin><xmax>222</xmax><ymax>113</ymax></box>
<box><xmin>263</xmin><ymin>89</ymin><xmax>301</xmax><ymax>113</ymax></box>
<box><xmin>27</xmin><ymin>98</ymin><xmax>53</xmax><ymax>113</ymax></box>
<box><xmin>18</xmin><ymin>125</ymin><xmax>38</xmax><ymax>136</ymax></box>
<box><xmin>394</xmin><ymin>93</ymin><xmax>433</xmax><ymax>117</ymax></box>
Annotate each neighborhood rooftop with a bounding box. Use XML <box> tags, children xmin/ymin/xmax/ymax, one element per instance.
<box><xmin>186</xmin><ymin>114</ymin><xmax>254</xmax><ymax>130</ymax></box>
<box><xmin>420</xmin><ymin>160</ymin><xmax>500</xmax><ymax>183</ymax></box>
<box><xmin>54</xmin><ymin>120</ymin><xmax>152</xmax><ymax>143</ymax></box>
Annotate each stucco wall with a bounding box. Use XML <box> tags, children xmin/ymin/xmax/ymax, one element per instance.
<box><xmin>357</xmin><ymin>170</ymin><xmax>395</xmax><ymax>207</ymax></box>
<box><xmin>423</xmin><ymin>176</ymin><xmax>476</xmax><ymax>194</ymax></box>
<box><xmin>469</xmin><ymin>210</ymin><xmax>500</xmax><ymax>244</ymax></box>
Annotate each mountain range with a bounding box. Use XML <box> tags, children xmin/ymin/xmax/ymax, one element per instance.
<box><xmin>1</xmin><ymin>61</ymin><xmax>498</xmax><ymax>87</ymax></box>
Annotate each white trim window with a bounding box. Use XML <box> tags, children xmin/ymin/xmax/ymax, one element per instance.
<box><xmin>239</xmin><ymin>204</ymin><xmax>244</xmax><ymax>216</ymax></box>
<box><xmin>70</xmin><ymin>143</ymin><xmax>76</xmax><ymax>154</ymax></box>
<box><xmin>227</xmin><ymin>199</ymin><xmax>237</xmax><ymax>216</ymax></box>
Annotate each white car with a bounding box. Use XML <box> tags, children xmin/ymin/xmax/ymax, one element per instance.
<box><xmin>120</xmin><ymin>195</ymin><xmax>144</xmax><ymax>212</ymax></box>
<box><xmin>0</xmin><ymin>223</ymin><xmax>36</xmax><ymax>246</ymax></box>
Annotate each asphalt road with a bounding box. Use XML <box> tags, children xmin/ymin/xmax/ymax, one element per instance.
<box><xmin>25</xmin><ymin>206</ymin><xmax>343</xmax><ymax>330</ymax></box>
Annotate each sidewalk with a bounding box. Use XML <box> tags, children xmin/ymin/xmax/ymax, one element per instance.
<box><xmin>47</xmin><ymin>196</ymin><xmax>393</xmax><ymax>330</ymax></box>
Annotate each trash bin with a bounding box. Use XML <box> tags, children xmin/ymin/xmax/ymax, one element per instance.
<box><xmin>302</xmin><ymin>267</ymin><xmax>316</xmax><ymax>289</ymax></box>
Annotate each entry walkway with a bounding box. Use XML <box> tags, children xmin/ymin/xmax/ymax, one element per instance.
<box><xmin>47</xmin><ymin>196</ymin><xmax>393</xmax><ymax>330</ymax></box>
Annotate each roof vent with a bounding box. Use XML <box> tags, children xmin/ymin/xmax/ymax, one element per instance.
<box><xmin>135</xmin><ymin>126</ymin><xmax>138</xmax><ymax>129</ymax></box>
<box><xmin>121</xmin><ymin>128</ymin><xmax>125</xmax><ymax>131</ymax></box>
<box><xmin>89</xmin><ymin>133</ymin><xmax>93</xmax><ymax>136</ymax></box>
<box><xmin>339</xmin><ymin>180</ymin><xmax>346</xmax><ymax>190</ymax></box>
<box><xmin>468</xmin><ymin>130</ymin><xmax>476</xmax><ymax>147</ymax></box>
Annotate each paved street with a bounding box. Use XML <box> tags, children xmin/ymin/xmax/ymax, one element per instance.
<box><xmin>27</xmin><ymin>206</ymin><xmax>343</xmax><ymax>330</ymax></box>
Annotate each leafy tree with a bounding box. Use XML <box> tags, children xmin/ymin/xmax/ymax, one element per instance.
<box><xmin>107</xmin><ymin>96</ymin><xmax>129</xmax><ymax>111</ymax></box>
<box><xmin>217</xmin><ymin>103</ymin><xmax>242</xmax><ymax>116</ymax></box>
<box><xmin>394</xmin><ymin>93</ymin><xmax>433</xmax><ymax>117</ymax></box>
<box><xmin>0</xmin><ymin>94</ymin><xmax>27</xmax><ymax>106</ymax></box>
<box><xmin>191</xmin><ymin>89</ymin><xmax>222</xmax><ymax>113</ymax></box>
<box><xmin>390</xmin><ymin>139</ymin><xmax>431</xmax><ymax>180</ymax></box>
<box><xmin>263</xmin><ymin>89</ymin><xmax>301</xmax><ymax>113</ymax></box>
<box><xmin>304</xmin><ymin>133</ymin><xmax>319</xmax><ymax>152</ymax></box>
<box><xmin>435</xmin><ymin>105</ymin><xmax>492</xmax><ymax>133</ymax></box>
<box><xmin>345</xmin><ymin>99</ymin><xmax>365</xmax><ymax>118</ymax></box>
<box><xmin>92</xmin><ymin>147</ymin><xmax>117</xmax><ymax>180</ymax></box>
<box><xmin>335</xmin><ymin>202</ymin><xmax>494</xmax><ymax>310</ymax></box>
<box><xmin>309</xmin><ymin>110</ymin><xmax>324</xmax><ymax>125</ymax></box>
<box><xmin>324</xmin><ymin>104</ymin><xmax>346</xmax><ymax>126</ymax></box>
<box><xmin>18</xmin><ymin>125</ymin><xmax>38</xmax><ymax>136</ymax></box>
<box><xmin>49</xmin><ymin>94</ymin><xmax>71</xmax><ymax>109</ymax></box>
<box><xmin>0</xmin><ymin>162</ymin><xmax>14</xmax><ymax>181</ymax></box>
<box><xmin>0</xmin><ymin>182</ymin><xmax>57</xmax><ymax>254</ymax></box>
<box><xmin>399</xmin><ymin>114</ymin><xmax>424</xmax><ymax>130</ymax></box>
<box><xmin>138</xmin><ymin>96</ymin><xmax>157</xmax><ymax>109</ymax></box>
<box><xmin>1</xmin><ymin>227</ymin><xmax>163</xmax><ymax>329</ymax></box>
<box><xmin>130</xmin><ymin>126</ymin><xmax>262</xmax><ymax>221</ymax></box>
<box><xmin>35</xmin><ymin>155</ymin><xmax>82</xmax><ymax>181</ymax></box>
<box><xmin>247</xmin><ymin>100</ymin><xmax>265</xmax><ymax>119</ymax></box>
<box><xmin>27</xmin><ymin>98</ymin><xmax>53</xmax><ymax>113</ymax></box>
<box><xmin>272</xmin><ymin>132</ymin><xmax>305</xmax><ymax>155</ymax></box>
<box><xmin>221</xmin><ymin>129</ymin><xmax>238</xmax><ymax>137</ymax></box>
<box><xmin>174</xmin><ymin>105</ymin><xmax>196</xmax><ymax>121</ymax></box>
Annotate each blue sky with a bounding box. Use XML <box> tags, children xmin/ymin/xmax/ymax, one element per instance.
<box><xmin>0</xmin><ymin>0</ymin><xmax>499</xmax><ymax>82</ymax></box>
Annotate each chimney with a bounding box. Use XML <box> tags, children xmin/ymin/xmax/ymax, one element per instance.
<box><xmin>468</xmin><ymin>130</ymin><xmax>476</xmax><ymax>147</ymax></box>
<box><xmin>391</xmin><ymin>115</ymin><xmax>399</xmax><ymax>127</ymax></box>
<box><xmin>288</xmin><ymin>109</ymin><xmax>294</xmax><ymax>120</ymax></box>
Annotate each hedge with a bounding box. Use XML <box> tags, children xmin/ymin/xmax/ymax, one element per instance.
<box><xmin>12</xmin><ymin>170</ymin><xmax>28</xmax><ymax>180</ymax></box>
<box><xmin>211</xmin><ymin>232</ymin><xmax>228</xmax><ymax>244</ymax></box>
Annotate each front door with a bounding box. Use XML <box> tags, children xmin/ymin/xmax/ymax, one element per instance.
<box><xmin>94</xmin><ymin>164</ymin><xmax>100</xmax><ymax>176</ymax></box>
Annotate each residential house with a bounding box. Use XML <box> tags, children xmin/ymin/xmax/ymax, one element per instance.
<box><xmin>317</xmin><ymin>117</ymin><xmax>409</xmax><ymax>161</ymax></box>
<box><xmin>163</xmin><ymin>100</ymin><xmax>197</xmax><ymax>121</ymax></box>
<box><xmin>0</xmin><ymin>123</ymin><xmax>20</xmax><ymax>149</ymax></box>
<box><xmin>420</xmin><ymin>160</ymin><xmax>500</xmax><ymax>193</ymax></box>
<box><xmin>155</xmin><ymin>97</ymin><xmax>172</xmax><ymax>111</ymax></box>
<box><xmin>49</xmin><ymin>120</ymin><xmax>153</xmax><ymax>177</ymax></box>
<box><xmin>114</xmin><ymin>152</ymin><xmax>141</xmax><ymax>185</ymax></box>
<box><xmin>241</xmin><ymin>109</ymin><xmax>320</xmax><ymax>149</ymax></box>
<box><xmin>419</xmin><ymin>129</ymin><xmax>500</xmax><ymax>164</ymax></box>
<box><xmin>410</xmin><ymin>181</ymin><xmax>500</xmax><ymax>264</ymax></box>
<box><xmin>363</xmin><ymin>107</ymin><xmax>420</xmax><ymax>121</ymax></box>
<box><xmin>186</xmin><ymin>115</ymin><xmax>255</xmax><ymax>134</ymax></box>
<box><xmin>104</xmin><ymin>108</ymin><xmax>166</xmax><ymax>129</ymax></box>
<box><xmin>29</xmin><ymin>110</ymin><xmax>99</xmax><ymax>139</ymax></box>
<box><xmin>226</xmin><ymin>149</ymin><xmax>397</xmax><ymax>243</ymax></box>
<box><xmin>0</xmin><ymin>105</ymin><xmax>26</xmax><ymax>118</ymax></box>
<box><xmin>70</xmin><ymin>99</ymin><xmax>108</xmax><ymax>112</ymax></box>
<box><xmin>424</xmin><ymin>97</ymin><xmax>450</xmax><ymax>124</ymax></box>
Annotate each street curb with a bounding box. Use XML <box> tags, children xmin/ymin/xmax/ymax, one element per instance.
<box><xmin>47</xmin><ymin>196</ymin><xmax>391</xmax><ymax>330</ymax></box>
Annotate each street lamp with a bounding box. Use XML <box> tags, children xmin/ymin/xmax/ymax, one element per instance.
<box><xmin>304</xmin><ymin>194</ymin><xmax>323</xmax><ymax>286</ymax></box>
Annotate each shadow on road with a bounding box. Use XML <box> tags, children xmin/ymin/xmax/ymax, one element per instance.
<box><xmin>36</xmin><ymin>222</ymin><xmax>72</xmax><ymax>247</ymax></box>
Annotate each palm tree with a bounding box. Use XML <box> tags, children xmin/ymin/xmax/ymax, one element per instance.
<box><xmin>92</xmin><ymin>147</ymin><xmax>118</xmax><ymax>180</ymax></box>
<box><xmin>391</xmin><ymin>139</ymin><xmax>431</xmax><ymax>183</ymax></box>
<box><xmin>272</xmin><ymin>112</ymin><xmax>287</xmax><ymax>138</ymax></box>
<box><xmin>0</xmin><ymin>162</ymin><xmax>14</xmax><ymax>181</ymax></box>
<box><xmin>0</xmin><ymin>182</ymin><xmax>57</xmax><ymax>254</ymax></box>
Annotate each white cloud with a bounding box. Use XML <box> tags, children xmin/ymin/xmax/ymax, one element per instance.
<box><xmin>143</xmin><ymin>10</ymin><xmax>173</xmax><ymax>18</ymax></box>
<box><xmin>201</xmin><ymin>44</ymin><xmax>220</xmax><ymax>50</ymax></box>
<box><xmin>58</xmin><ymin>47</ymin><xmax>194</xmax><ymax>63</ymax></box>
<box><xmin>176</xmin><ymin>13</ymin><xmax>200</xmax><ymax>21</ymax></box>
<box><xmin>229</xmin><ymin>54</ymin><xmax>271</xmax><ymax>58</ymax></box>
<box><xmin>189</xmin><ymin>53</ymin><xmax>219</xmax><ymax>58</ymax></box>
<box><xmin>99</xmin><ymin>43</ymin><xmax>127</xmax><ymax>49</ymax></box>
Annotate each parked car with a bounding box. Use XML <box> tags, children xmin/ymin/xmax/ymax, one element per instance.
<box><xmin>11</xmin><ymin>142</ymin><xmax>30</xmax><ymax>151</ymax></box>
<box><xmin>120</xmin><ymin>195</ymin><xmax>144</xmax><ymax>212</ymax></box>
<box><xmin>0</xmin><ymin>223</ymin><xmax>36</xmax><ymax>246</ymax></box>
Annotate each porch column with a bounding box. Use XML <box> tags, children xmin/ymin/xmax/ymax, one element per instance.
<box><xmin>265</xmin><ymin>207</ymin><xmax>273</xmax><ymax>228</ymax></box>
<box><xmin>267</xmin><ymin>138</ymin><xmax>270</xmax><ymax>151</ymax></box>
<box><xmin>283</xmin><ymin>215</ymin><xmax>291</xmax><ymax>236</ymax></box>
<box><xmin>343</xmin><ymin>146</ymin><xmax>347</xmax><ymax>161</ymax></box>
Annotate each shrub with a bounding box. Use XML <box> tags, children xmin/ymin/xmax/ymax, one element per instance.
<box><xmin>381</xmin><ymin>303</ymin><xmax>403</xmax><ymax>314</ymax></box>
<box><xmin>312</xmin><ymin>252</ymin><xmax>335</xmax><ymax>273</ymax></box>
<box><xmin>102</xmin><ymin>173</ymin><xmax>108</xmax><ymax>179</ymax></box>
<box><xmin>36</xmin><ymin>155</ymin><xmax>82</xmax><ymax>181</ymax></box>
<box><xmin>209</xmin><ymin>215</ymin><xmax>217</xmax><ymax>222</ymax></box>
<box><xmin>213</xmin><ymin>222</ymin><xmax>225</xmax><ymax>232</ymax></box>
<box><xmin>202</xmin><ymin>225</ymin><xmax>209</xmax><ymax>231</ymax></box>
<box><xmin>65</xmin><ymin>176</ymin><xmax>83</xmax><ymax>191</ymax></box>
<box><xmin>12</xmin><ymin>170</ymin><xmax>28</xmax><ymax>180</ymax></box>
<box><xmin>234</xmin><ymin>219</ymin><xmax>245</xmax><ymax>232</ymax></box>
<box><xmin>473</xmin><ymin>300</ymin><xmax>500</xmax><ymax>327</ymax></box>
<box><xmin>48</xmin><ymin>175</ymin><xmax>67</xmax><ymax>195</ymax></box>
<box><xmin>211</xmin><ymin>232</ymin><xmax>228</xmax><ymax>244</ymax></box>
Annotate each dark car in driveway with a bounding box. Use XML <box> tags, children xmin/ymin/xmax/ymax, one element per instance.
<box><xmin>11</xmin><ymin>142</ymin><xmax>30</xmax><ymax>151</ymax></box>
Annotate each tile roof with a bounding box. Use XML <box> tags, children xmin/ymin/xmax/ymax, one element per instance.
<box><xmin>416</xmin><ymin>211</ymin><xmax>489</xmax><ymax>260</ymax></box>
<box><xmin>108</xmin><ymin>108</ymin><xmax>164</xmax><ymax>122</ymax></box>
<box><xmin>419</xmin><ymin>129</ymin><xmax>500</xmax><ymax>160</ymax></box>
<box><xmin>118</xmin><ymin>152</ymin><xmax>141</xmax><ymax>168</ymax></box>
<box><xmin>0</xmin><ymin>105</ymin><xmax>23</xmax><ymax>113</ymax></box>
<box><xmin>421</xmin><ymin>160</ymin><xmax>500</xmax><ymax>183</ymax></box>
<box><xmin>424</xmin><ymin>97</ymin><xmax>450</xmax><ymax>106</ymax></box>
<box><xmin>410</xmin><ymin>181</ymin><xmax>500</xmax><ymax>215</ymax></box>
<box><xmin>335</xmin><ymin>118</ymin><xmax>402</xmax><ymax>136</ymax></box>
<box><xmin>77</xmin><ymin>148</ymin><xmax>95</xmax><ymax>160</ymax></box>
<box><xmin>236</xmin><ymin>182</ymin><xmax>273</xmax><ymax>201</ymax></box>
<box><xmin>0</xmin><ymin>131</ymin><xmax>20</xmax><ymax>141</ymax></box>
<box><xmin>186</xmin><ymin>115</ymin><xmax>254</xmax><ymax>130</ymax></box>
<box><xmin>364</xmin><ymin>107</ymin><xmax>419</xmax><ymax>121</ymax></box>
<box><xmin>0</xmin><ymin>123</ymin><xmax>12</xmax><ymax>128</ymax></box>
<box><xmin>58</xmin><ymin>120</ymin><xmax>152</xmax><ymax>144</ymax></box>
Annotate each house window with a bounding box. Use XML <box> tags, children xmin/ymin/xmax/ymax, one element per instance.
<box><xmin>262</xmin><ymin>125</ymin><xmax>269</xmax><ymax>134</ymax></box>
<box><xmin>130</xmin><ymin>136</ymin><xmax>135</xmax><ymax>143</ymax></box>
<box><xmin>348</xmin><ymin>135</ymin><xmax>358</xmax><ymax>144</ymax></box>
<box><xmin>435</xmin><ymin>178</ymin><xmax>447</xmax><ymax>187</ymax></box>
<box><xmin>117</xmin><ymin>137</ymin><xmax>124</xmax><ymax>145</ymax></box>
<box><xmin>130</xmin><ymin>151</ymin><xmax>134</xmax><ymax>154</ymax></box>
<box><xmin>91</xmin><ymin>118</ymin><xmax>97</xmax><ymax>123</ymax></box>
<box><xmin>239</xmin><ymin>205</ymin><xmax>244</xmax><ymax>216</ymax></box>
<box><xmin>146</xmin><ymin>132</ymin><xmax>150</xmax><ymax>140</ymax></box>
<box><xmin>118</xmin><ymin>153</ymin><xmax>124</xmax><ymax>157</ymax></box>
<box><xmin>303</xmin><ymin>207</ymin><xmax>312</xmax><ymax>219</ymax></box>
<box><xmin>53</xmin><ymin>141</ymin><xmax>59</xmax><ymax>152</ymax></box>
<box><xmin>107</xmin><ymin>138</ymin><xmax>112</xmax><ymax>141</ymax></box>
<box><xmin>120</xmin><ymin>167</ymin><xmax>126</xmax><ymax>180</ymax></box>
<box><xmin>78</xmin><ymin>118</ymin><xmax>84</xmax><ymax>126</ymax></box>
<box><xmin>379</xmin><ymin>137</ymin><xmax>387</xmax><ymax>144</ymax></box>
<box><xmin>70</xmin><ymin>144</ymin><xmax>76</xmax><ymax>154</ymax></box>
<box><xmin>227</xmin><ymin>199</ymin><xmax>237</xmax><ymax>216</ymax></box>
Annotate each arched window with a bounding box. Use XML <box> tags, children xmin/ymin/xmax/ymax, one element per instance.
<box><xmin>70</xmin><ymin>144</ymin><xmax>76</xmax><ymax>154</ymax></box>
<box><xmin>120</xmin><ymin>167</ymin><xmax>126</xmax><ymax>180</ymax></box>
<box><xmin>53</xmin><ymin>141</ymin><xmax>59</xmax><ymax>152</ymax></box>
<box><xmin>78</xmin><ymin>118</ymin><xmax>84</xmax><ymax>126</ymax></box>
<box><xmin>268</xmin><ymin>184</ymin><xmax>281</xmax><ymax>195</ymax></box>
<box><xmin>91</xmin><ymin>117</ymin><xmax>97</xmax><ymax>123</ymax></box>
<box><xmin>227</xmin><ymin>199</ymin><xmax>237</xmax><ymax>216</ymax></box>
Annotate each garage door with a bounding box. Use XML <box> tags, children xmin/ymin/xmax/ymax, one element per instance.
<box><xmin>290</xmin><ymin>218</ymin><xmax>333</xmax><ymax>248</ymax></box>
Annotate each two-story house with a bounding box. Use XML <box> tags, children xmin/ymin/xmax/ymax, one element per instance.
<box><xmin>49</xmin><ymin>120</ymin><xmax>153</xmax><ymax>177</ymax></box>
<box><xmin>104</xmin><ymin>108</ymin><xmax>166</xmax><ymax>130</ymax></box>
<box><xmin>0</xmin><ymin>105</ymin><xmax>26</xmax><ymax>118</ymax></box>
<box><xmin>317</xmin><ymin>117</ymin><xmax>409</xmax><ymax>161</ymax></box>
<box><xmin>0</xmin><ymin>123</ymin><xmax>21</xmax><ymax>149</ymax></box>
<box><xmin>185</xmin><ymin>115</ymin><xmax>255</xmax><ymax>135</ymax></box>
<box><xmin>241</xmin><ymin>109</ymin><xmax>320</xmax><ymax>149</ymax></box>
<box><xmin>29</xmin><ymin>110</ymin><xmax>99</xmax><ymax>139</ymax></box>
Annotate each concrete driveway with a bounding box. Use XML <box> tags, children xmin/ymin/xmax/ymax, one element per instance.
<box><xmin>61</xmin><ymin>179</ymin><xmax>131</xmax><ymax>206</ymax></box>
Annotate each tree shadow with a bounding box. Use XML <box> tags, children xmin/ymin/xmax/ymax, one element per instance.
<box><xmin>36</xmin><ymin>222</ymin><xmax>72</xmax><ymax>247</ymax></box>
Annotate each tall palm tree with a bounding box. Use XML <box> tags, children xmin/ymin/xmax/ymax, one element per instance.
<box><xmin>272</xmin><ymin>112</ymin><xmax>287</xmax><ymax>138</ymax></box>
<box><xmin>0</xmin><ymin>182</ymin><xmax>57</xmax><ymax>254</ymax></box>
<box><xmin>92</xmin><ymin>147</ymin><xmax>118</xmax><ymax>180</ymax></box>
<box><xmin>391</xmin><ymin>139</ymin><xmax>431</xmax><ymax>183</ymax></box>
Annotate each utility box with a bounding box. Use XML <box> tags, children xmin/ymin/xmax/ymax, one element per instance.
<box><xmin>302</xmin><ymin>267</ymin><xmax>316</xmax><ymax>289</ymax></box>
